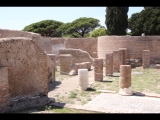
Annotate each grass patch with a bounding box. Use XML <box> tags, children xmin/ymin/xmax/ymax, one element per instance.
<box><xmin>69</xmin><ymin>91</ymin><xmax>77</xmax><ymax>98</ymax></box>
<box><xmin>87</xmin><ymin>66</ymin><xmax>160</xmax><ymax>94</ymax></box>
<box><xmin>50</xmin><ymin>66</ymin><xmax>160</xmax><ymax>112</ymax></box>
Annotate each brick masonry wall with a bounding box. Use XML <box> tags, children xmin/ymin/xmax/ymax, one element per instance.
<box><xmin>98</xmin><ymin>36</ymin><xmax>160</xmax><ymax>62</ymax></box>
<box><xmin>2</xmin><ymin>29</ymin><xmax>160</xmax><ymax>63</ymax></box>
<box><xmin>50</xmin><ymin>38</ymin><xmax>65</xmax><ymax>55</ymax></box>
<box><xmin>0</xmin><ymin>29</ymin><xmax>40</xmax><ymax>38</ymax></box>
<box><xmin>59</xmin><ymin>48</ymin><xmax>94</xmax><ymax>65</ymax></box>
<box><xmin>0</xmin><ymin>66</ymin><xmax>9</xmax><ymax>112</ymax></box>
<box><xmin>65</xmin><ymin>38</ymin><xmax>97</xmax><ymax>58</ymax></box>
<box><xmin>41</xmin><ymin>36</ymin><xmax>52</xmax><ymax>54</ymax></box>
<box><xmin>0</xmin><ymin>29</ymin><xmax>44</xmax><ymax>55</ymax></box>
<box><xmin>42</xmin><ymin>37</ymin><xmax>97</xmax><ymax>58</ymax></box>
<box><xmin>0</xmin><ymin>37</ymin><xmax>48</xmax><ymax>99</ymax></box>
<box><xmin>0</xmin><ymin>29</ymin><xmax>97</xmax><ymax>58</ymax></box>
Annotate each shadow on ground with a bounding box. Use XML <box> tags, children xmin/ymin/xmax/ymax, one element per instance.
<box><xmin>101</xmin><ymin>80</ymin><xmax>113</xmax><ymax>83</ymax></box>
<box><xmin>48</xmin><ymin>81</ymin><xmax>62</xmax><ymax>92</ymax></box>
<box><xmin>112</xmin><ymin>75</ymin><xmax>120</xmax><ymax>77</ymax></box>
<box><xmin>86</xmin><ymin>87</ymin><xmax>96</xmax><ymax>92</ymax></box>
<box><xmin>133</xmin><ymin>92</ymin><xmax>145</xmax><ymax>97</ymax></box>
<box><xmin>16</xmin><ymin>102</ymin><xmax>67</xmax><ymax>113</ymax></box>
<box><xmin>47</xmin><ymin>102</ymin><xmax>66</xmax><ymax>108</ymax></box>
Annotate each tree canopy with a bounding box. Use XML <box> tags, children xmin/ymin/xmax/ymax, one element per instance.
<box><xmin>90</xmin><ymin>27</ymin><xmax>108</xmax><ymax>38</ymax></box>
<box><xmin>129</xmin><ymin>8</ymin><xmax>160</xmax><ymax>35</ymax></box>
<box><xmin>57</xmin><ymin>17</ymin><xmax>101</xmax><ymax>38</ymax></box>
<box><xmin>105</xmin><ymin>7</ymin><xmax>129</xmax><ymax>35</ymax></box>
<box><xmin>22</xmin><ymin>20</ymin><xmax>64</xmax><ymax>37</ymax></box>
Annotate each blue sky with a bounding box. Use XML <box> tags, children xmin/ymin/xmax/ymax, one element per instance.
<box><xmin>0</xmin><ymin>7</ymin><xmax>144</xmax><ymax>30</ymax></box>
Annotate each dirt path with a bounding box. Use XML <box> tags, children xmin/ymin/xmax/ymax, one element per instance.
<box><xmin>48</xmin><ymin>68</ymin><xmax>97</xmax><ymax>105</ymax></box>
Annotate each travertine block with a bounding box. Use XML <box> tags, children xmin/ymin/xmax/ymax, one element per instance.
<box><xmin>78</xmin><ymin>69</ymin><xmax>88</xmax><ymax>91</ymax></box>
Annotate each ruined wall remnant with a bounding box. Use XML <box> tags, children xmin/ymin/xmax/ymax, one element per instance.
<box><xmin>65</xmin><ymin>38</ymin><xmax>97</xmax><ymax>58</ymax></box>
<box><xmin>118</xmin><ymin>48</ymin><xmax>124</xmax><ymax>66</ymax></box>
<box><xmin>0</xmin><ymin>29</ymin><xmax>44</xmax><ymax>52</ymax></box>
<box><xmin>59</xmin><ymin>54</ymin><xmax>73</xmax><ymax>75</ymax></box>
<box><xmin>0</xmin><ymin>37</ymin><xmax>49</xmax><ymax>112</ymax></box>
<box><xmin>0</xmin><ymin>66</ymin><xmax>9</xmax><ymax>113</ymax></box>
<box><xmin>105</xmin><ymin>53</ymin><xmax>113</xmax><ymax>76</ymax></box>
<box><xmin>113</xmin><ymin>50</ymin><xmax>121</xmax><ymax>73</ymax></box>
<box><xmin>47</xmin><ymin>54</ymin><xmax>56</xmax><ymax>83</ymax></box>
<box><xmin>42</xmin><ymin>37</ymin><xmax>97</xmax><ymax>58</ymax></box>
<box><xmin>0</xmin><ymin>29</ymin><xmax>97</xmax><ymax>59</ymax></box>
<box><xmin>50</xmin><ymin>38</ymin><xmax>65</xmax><ymax>56</ymax></box>
<box><xmin>119</xmin><ymin>48</ymin><xmax>127</xmax><ymax>65</ymax></box>
<box><xmin>93</xmin><ymin>58</ymin><xmax>103</xmax><ymax>81</ymax></box>
<box><xmin>0</xmin><ymin>29</ymin><xmax>40</xmax><ymax>38</ymax></box>
<box><xmin>69</xmin><ymin>62</ymin><xmax>91</xmax><ymax>76</ymax></box>
<box><xmin>142</xmin><ymin>50</ymin><xmax>150</xmax><ymax>68</ymax></box>
<box><xmin>41</xmin><ymin>36</ymin><xmax>52</xmax><ymax>54</ymax></box>
<box><xmin>97</xmin><ymin>36</ymin><xmax>160</xmax><ymax>63</ymax></box>
<box><xmin>3</xmin><ymin>29</ymin><xmax>160</xmax><ymax>64</ymax></box>
<box><xmin>59</xmin><ymin>48</ymin><xmax>94</xmax><ymax>65</ymax></box>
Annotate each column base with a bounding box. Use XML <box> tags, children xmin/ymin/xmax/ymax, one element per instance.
<box><xmin>119</xmin><ymin>86</ymin><xmax>133</xmax><ymax>96</ymax></box>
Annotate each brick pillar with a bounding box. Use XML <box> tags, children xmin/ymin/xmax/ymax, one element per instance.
<box><xmin>119</xmin><ymin>65</ymin><xmax>132</xmax><ymax>96</ymax></box>
<box><xmin>93</xmin><ymin>58</ymin><xmax>103</xmax><ymax>81</ymax></box>
<box><xmin>118</xmin><ymin>49</ymin><xmax>123</xmax><ymax>66</ymax></box>
<box><xmin>142</xmin><ymin>50</ymin><xmax>150</xmax><ymax>68</ymax></box>
<box><xmin>113</xmin><ymin>50</ymin><xmax>120</xmax><ymax>72</ymax></box>
<box><xmin>59</xmin><ymin>54</ymin><xmax>72</xmax><ymax>75</ymax></box>
<box><xmin>78</xmin><ymin>69</ymin><xmax>88</xmax><ymax>91</ymax></box>
<box><xmin>0</xmin><ymin>66</ymin><xmax>9</xmax><ymax>113</ymax></box>
<box><xmin>47</xmin><ymin>54</ymin><xmax>56</xmax><ymax>82</ymax></box>
<box><xmin>119</xmin><ymin>48</ymin><xmax>127</xmax><ymax>65</ymax></box>
<box><xmin>105</xmin><ymin>53</ymin><xmax>113</xmax><ymax>76</ymax></box>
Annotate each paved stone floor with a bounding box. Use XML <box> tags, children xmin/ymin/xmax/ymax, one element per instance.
<box><xmin>50</xmin><ymin>92</ymin><xmax>160</xmax><ymax>113</ymax></box>
<box><xmin>82</xmin><ymin>93</ymin><xmax>160</xmax><ymax>113</ymax></box>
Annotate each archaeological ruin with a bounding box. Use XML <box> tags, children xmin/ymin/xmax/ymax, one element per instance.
<box><xmin>1</xmin><ymin>28</ymin><xmax>160</xmax><ymax>112</ymax></box>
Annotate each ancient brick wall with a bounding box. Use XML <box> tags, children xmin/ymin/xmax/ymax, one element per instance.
<box><xmin>50</xmin><ymin>38</ymin><xmax>65</xmax><ymax>55</ymax></box>
<box><xmin>4</xmin><ymin>29</ymin><xmax>160</xmax><ymax>64</ymax></box>
<box><xmin>41</xmin><ymin>36</ymin><xmax>52</xmax><ymax>54</ymax></box>
<box><xmin>0</xmin><ymin>29</ymin><xmax>97</xmax><ymax>59</ymax></box>
<box><xmin>0</xmin><ymin>66</ymin><xmax>9</xmax><ymax>112</ymax></box>
<box><xmin>0</xmin><ymin>37</ymin><xmax>49</xmax><ymax>112</ymax></box>
<box><xmin>59</xmin><ymin>48</ymin><xmax>93</xmax><ymax>65</ymax></box>
<box><xmin>0</xmin><ymin>29</ymin><xmax>40</xmax><ymax>38</ymax></box>
<box><xmin>42</xmin><ymin>37</ymin><xmax>97</xmax><ymax>58</ymax></box>
<box><xmin>98</xmin><ymin>36</ymin><xmax>160</xmax><ymax>62</ymax></box>
<box><xmin>65</xmin><ymin>38</ymin><xmax>97</xmax><ymax>58</ymax></box>
<box><xmin>0</xmin><ymin>29</ymin><xmax>44</xmax><ymax>54</ymax></box>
